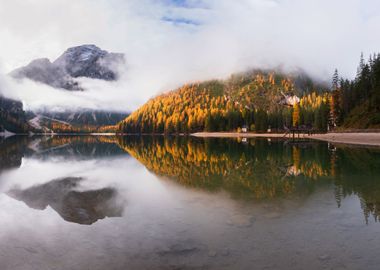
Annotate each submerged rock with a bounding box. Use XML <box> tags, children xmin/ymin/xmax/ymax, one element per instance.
<box><xmin>208</xmin><ymin>250</ymin><xmax>217</xmax><ymax>257</ymax></box>
<box><xmin>263</xmin><ymin>212</ymin><xmax>282</xmax><ymax>219</ymax></box>
<box><xmin>157</xmin><ymin>240</ymin><xmax>203</xmax><ymax>257</ymax></box>
<box><xmin>318</xmin><ymin>254</ymin><xmax>331</xmax><ymax>261</ymax></box>
<box><xmin>227</xmin><ymin>214</ymin><xmax>254</xmax><ymax>228</ymax></box>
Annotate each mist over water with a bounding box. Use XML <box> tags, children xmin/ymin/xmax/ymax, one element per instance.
<box><xmin>1</xmin><ymin>136</ymin><xmax>380</xmax><ymax>269</ymax></box>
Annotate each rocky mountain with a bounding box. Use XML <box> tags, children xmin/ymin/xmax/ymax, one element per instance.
<box><xmin>1</xmin><ymin>45</ymin><xmax>128</xmax><ymax>133</ymax></box>
<box><xmin>10</xmin><ymin>44</ymin><xmax>125</xmax><ymax>90</ymax></box>
<box><xmin>54</xmin><ymin>44</ymin><xmax>124</xmax><ymax>80</ymax></box>
<box><xmin>10</xmin><ymin>58</ymin><xmax>81</xmax><ymax>90</ymax></box>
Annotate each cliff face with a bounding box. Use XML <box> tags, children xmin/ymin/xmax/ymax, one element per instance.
<box><xmin>0</xmin><ymin>96</ymin><xmax>30</xmax><ymax>133</ymax></box>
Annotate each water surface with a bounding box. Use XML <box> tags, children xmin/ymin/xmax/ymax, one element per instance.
<box><xmin>1</xmin><ymin>135</ymin><xmax>380</xmax><ymax>270</ymax></box>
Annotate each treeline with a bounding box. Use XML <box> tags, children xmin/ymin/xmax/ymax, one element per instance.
<box><xmin>331</xmin><ymin>53</ymin><xmax>380</xmax><ymax>128</ymax></box>
<box><xmin>118</xmin><ymin>71</ymin><xmax>330</xmax><ymax>134</ymax></box>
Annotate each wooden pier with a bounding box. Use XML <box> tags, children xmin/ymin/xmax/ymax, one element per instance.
<box><xmin>283</xmin><ymin>125</ymin><xmax>315</xmax><ymax>139</ymax></box>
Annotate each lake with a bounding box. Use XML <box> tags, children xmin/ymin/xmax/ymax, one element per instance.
<box><xmin>1</xmin><ymin>135</ymin><xmax>380</xmax><ymax>270</ymax></box>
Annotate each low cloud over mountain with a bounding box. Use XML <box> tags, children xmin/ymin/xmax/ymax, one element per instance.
<box><xmin>10</xmin><ymin>45</ymin><xmax>125</xmax><ymax>91</ymax></box>
<box><xmin>0</xmin><ymin>0</ymin><xmax>379</xmax><ymax>112</ymax></box>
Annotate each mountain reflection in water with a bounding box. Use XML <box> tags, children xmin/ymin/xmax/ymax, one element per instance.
<box><xmin>0</xmin><ymin>136</ymin><xmax>126</xmax><ymax>225</ymax></box>
<box><xmin>7</xmin><ymin>177</ymin><xmax>123</xmax><ymax>225</ymax></box>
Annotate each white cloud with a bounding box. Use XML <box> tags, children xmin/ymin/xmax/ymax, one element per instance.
<box><xmin>0</xmin><ymin>0</ymin><xmax>379</xmax><ymax>111</ymax></box>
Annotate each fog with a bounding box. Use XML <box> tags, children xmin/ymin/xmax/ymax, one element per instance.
<box><xmin>0</xmin><ymin>0</ymin><xmax>379</xmax><ymax>111</ymax></box>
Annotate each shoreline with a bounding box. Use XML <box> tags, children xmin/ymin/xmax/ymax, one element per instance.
<box><xmin>309</xmin><ymin>133</ymin><xmax>380</xmax><ymax>147</ymax></box>
<box><xmin>192</xmin><ymin>132</ymin><xmax>380</xmax><ymax>147</ymax></box>
<box><xmin>192</xmin><ymin>132</ymin><xmax>287</xmax><ymax>138</ymax></box>
<box><xmin>2</xmin><ymin>131</ymin><xmax>380</xmax><ymax>147</ymax></box>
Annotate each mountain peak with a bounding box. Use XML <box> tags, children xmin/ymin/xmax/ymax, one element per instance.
<box><xmin>53</xmin><ymin>44</ymin><xmax>124</xmax><ymax>80</ymax></box>
<box><xmin>55</xmin><ymin>44</ymin><xmax>106</xmax><ymax>64</ymax></box>
<box><xmin>10</xmin><ymin>44</ymin><xmax>125</xmax><ymax>90</ymax></box>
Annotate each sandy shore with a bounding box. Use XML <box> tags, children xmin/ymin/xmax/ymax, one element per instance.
<box><xmin>192</xmin><ymin>132</ymin><xmax>380</xmax><ymax>147</ymax></box>
<box><xmin>309</xmin><ymin>133</ymin><xmax>380</xmax><ymax>146</ymax></box>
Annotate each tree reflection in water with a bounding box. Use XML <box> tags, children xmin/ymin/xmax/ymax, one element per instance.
<box><xmin>119</xmin><ymin>136</ymin><xmax>380</xmax><ymax>223</ymax></box>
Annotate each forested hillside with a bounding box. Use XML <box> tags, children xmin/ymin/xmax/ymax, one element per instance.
<box><xmin>118</xmin><ymin>70</ymin><xmax>330</xmax><ymax>134</ymax></box>
<box><xmin>119</xmin><ymin>52</ymin><xmax>380</xmax><ymax>134</ymax></box>
<box><xmin>331</xmin><ymin>53</ymin><xmax>380</xmax><ymax>129</ymax></box>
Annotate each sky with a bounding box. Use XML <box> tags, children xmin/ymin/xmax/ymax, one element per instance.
<box><xmin>0</xmin><ymin>0</ymin><xmax>379</xmax><ymax>112</ymax></box>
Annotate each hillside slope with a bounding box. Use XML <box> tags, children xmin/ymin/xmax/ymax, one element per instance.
<box><xmin>118</xmin><ymin>70</ymin><xmax>329</xmax><ymax>134</ymax></box>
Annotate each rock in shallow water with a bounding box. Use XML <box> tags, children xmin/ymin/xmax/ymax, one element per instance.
<box><xmin>227</xmin><ymin>214</ymin><xmax>254</xmax><ymax>228</ymax></box>
<box><xmin>208</xmin><ymin>250</ymin><xmax>217</xmax><ymax>257</ymax></box>
<box><xmin>263</xmin><ymin>212</ymin><xmax>282</xmax><ymax>219</ymax></box>
<box><xmin>318</xmin><ymin>254</ymin><xmax>331</xmax><ymax>261</ymax></box>
<box><xmin>157</xmin><ymin>242</ymin><xmax>200</xmax><ymax>256</ymax></box>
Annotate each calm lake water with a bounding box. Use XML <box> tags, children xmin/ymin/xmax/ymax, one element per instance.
<box><xmin>1</xmin><ymin>135</ymin><xmax>380</xmax><ymax>270</ymax></box>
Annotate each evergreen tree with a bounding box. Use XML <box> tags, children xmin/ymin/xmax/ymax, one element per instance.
<box><xmin>356</xmin><ymin>52</ymin><xmax>365</xmax><ymax>80</ymax></box>
<box><xmin>332</xmin><ymin>68</ymin><xmax>339</xmax><ymax>91</ymax></box>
